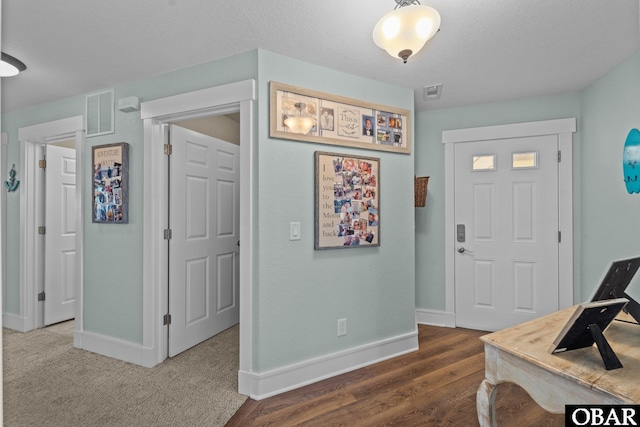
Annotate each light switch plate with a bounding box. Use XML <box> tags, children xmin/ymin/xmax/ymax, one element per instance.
<box><xmin>290</xmin><ymin>222</ymin><xmax>301</xmax><ymax>240</ymax></box>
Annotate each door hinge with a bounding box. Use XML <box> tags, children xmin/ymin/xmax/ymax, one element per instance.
<box><xmin>164</xmin><ymin>144</ymin><xmax>172</xmax><ymax>156</ymax></box>
<box><xmin>558</xmin><ymin>231</ymin><xmax>562</xmax><ymax>243</ymax></box>
<box><xmin>163</xmin><ymin>313</ymin><xmax>172</xmax><ymax>325</ymax></box>
<box><xmin>39</xmin><ymin>159</ymin><xmax>47</xmax><ymax>169</ymax></box>
<box><xmin>38</xmin><ymin>292</ymin><xmax>45</xmax><ymax>301</ymax></box>
<box><xmin>38</xmin><ymin>226</ymin><xmax>46</xmax><ymax>235</ymax></box>
<box><xmin>164</xmin><ymin>229</ymin><xmax>172</xmax><ymax>240</ymax></box>
<box><xmin>557</xmin><ymin>151</ymin><xmax>561</xmax><ymax>163</ymax></box>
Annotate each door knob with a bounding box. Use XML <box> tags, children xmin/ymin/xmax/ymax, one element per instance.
<box><xmin>457</xmin><ymin>246</ymin><xmax>473</xmax><ymax>254</ymax></box>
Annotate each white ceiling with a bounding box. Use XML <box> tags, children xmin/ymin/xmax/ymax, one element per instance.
<box><xmin>2</xmin><ymin>0</ymin><xmax>639</xmax><ymax>114</ymax></box>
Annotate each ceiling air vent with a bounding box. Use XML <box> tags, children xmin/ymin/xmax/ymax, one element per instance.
<box><xmin>85</xmin><ymin>89</ymin><xmax>115</xmax><ymax>137</ymax></box>
<box><xmin>423</xmin><ymin>84</ymin><xmax>442</xmax><ymax>101</ymax></box>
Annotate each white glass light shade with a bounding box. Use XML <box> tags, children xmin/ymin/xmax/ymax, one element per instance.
<box><xmin>0</xmin><ymin>53</ymin><xmax>27</xmax><ymax>77</ymax></box>
<box><xmin>0</xmin><ymin>61</ymin><xmax>20</xmax><ymax>77</ymax></box>
<box><xmin>373</xmin><ymin>4</ymin><xmax>441</xmax><ymax>63</ymax></box>
<box><xmin>284</xmin><ymin>116</ymin><xmax>316</xmax><ymax>134</ymax></box>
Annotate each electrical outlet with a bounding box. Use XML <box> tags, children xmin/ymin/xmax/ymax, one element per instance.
<box><xmin>337</xmin><ymin>318</ymin><xmax>347</xmax><ymax>336</ymax></box>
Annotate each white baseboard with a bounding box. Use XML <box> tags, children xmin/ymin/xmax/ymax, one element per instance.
<box><xmin>3</xmin><ymin>312</ymin><xmax>31</xmax><ymax>332</ymax></box>
<box><xmin>76</xmin><ymin>330</ymin><xmax>159</xmax><ymax>368</ymax></box>
<box><xmin>415</xmin><ymin>308</ymin><xmax>456</xmax><ymax>328</ymax></box>
<box><xmin>238</xmin><ymin>329</ymin><xmax>419</xmax><ymax>400</ymax></box>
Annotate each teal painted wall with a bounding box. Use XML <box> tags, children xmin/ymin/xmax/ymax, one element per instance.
<box><xmin>414</xmin><ymin>49</ymin><xmax>640</xmax><ymax>312</ymax></box>
<box><xmin>255</xmin><ymin>51</ymin><xmax>416</xmax><ymax>371</ymax></box>
<box><xmin>580</xmin><ymin>51</ymin><xmax>640</xmax><ymax>301</ymax></box>
<box><xmin>2</xmin><ymin>49</ymin><xmax>416</xmax><ymax>374</ymax></box>
<box><xmin>4</xmin><ymin>42</ymin><xmax>636</xmax><ymax>374</ymax></box>
<box><xmin>2</xmin><ymin>52</ymin><xmax>259</xmax><ymax>342</ymax></box>
<box><xmin>3</xmin><ymin>97</ymin><xmax>85</xmax><ymax>314</ymax></box>
<box><xmin>415</xmin><ymin>92</ymin><xmax>583</xmax><ymax>311</ymax></box>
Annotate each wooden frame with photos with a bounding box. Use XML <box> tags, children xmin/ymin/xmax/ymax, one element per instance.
<box><xmin>92</xmin><ymin>142</ymin><xmax>128</xmax><ymax>224</ymax></box>
<box><xmin>315</xmin><ymin>151</ymin><xmax>380</xmax><ymax>250</ymax></box>
<box><xmin>270</xmin><ymin>81</ymin><xmax>411</xmax><ymax>154</ymax></box>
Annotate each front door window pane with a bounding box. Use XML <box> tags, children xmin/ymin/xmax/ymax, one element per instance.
<box><xmin>472</xmin><ymin>154</ymin><xmax>496</xmax><ymax>171</ymax></box>
<box><xmin>512</xmin><ymin>151</ymin><xmax>538</xmax><ymax>169</ymax></box>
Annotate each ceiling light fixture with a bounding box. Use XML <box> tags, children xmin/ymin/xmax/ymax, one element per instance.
<box><xmin>1</xmin><ymin>52</ymin><xmax>27</xmax><ymax>77</ymax></box>
<box><xmin>373</xmin><ymin>0</ymin><xmax>441</xmax><ymax>64</ymax></box>
<box><xmin>284</xmin><ymin>102</ymin><xmax>316</xmax><ymax>134</ymax></box>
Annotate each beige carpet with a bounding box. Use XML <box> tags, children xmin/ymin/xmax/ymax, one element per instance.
<box><xmin>3</xmin><ymin>324</ymin><xmax>247</xmax><ymax>426</ymax></box>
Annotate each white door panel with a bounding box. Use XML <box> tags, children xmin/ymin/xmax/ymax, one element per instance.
<box><xmin>169</xmin><ymin>125</ymin><xmax>240</xmax><ymax>357</ymax></box>
<box><xmin>44</xmin><ymin>145</ymin><xmax>76</xmax><ymax>325</ymax></box>
<box><xmin>455</xmin><ymin>135</ymin><xmax>558</xmax><ymax>331</ymax></box>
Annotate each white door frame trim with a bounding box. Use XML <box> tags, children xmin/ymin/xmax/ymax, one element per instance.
<box><xmin>140</xmin><ymin>80</ymin><xmax>255</xmax><ymax>389</ymax></box>
<box><xmin>15</xmin><ymin>116</ymin><xmax>85</xmax><ymax>333</ymax></box>
<box><xmin>1</xmin><ymin>133</ymin><xmax>7</xmax><ymax>328</ymax></box>
<box><xmin>442</xmin><ymin>118</ymin><xmax>576</xmax><ymax>324</ymax></box>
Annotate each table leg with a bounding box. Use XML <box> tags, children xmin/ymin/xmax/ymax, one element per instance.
<box><xmin>477</xmin><ymin>379</ymin><xmax>499</xmax><ymax>427</ymax></box>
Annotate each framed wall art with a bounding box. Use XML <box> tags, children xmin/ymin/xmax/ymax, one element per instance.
<box><xmin>315</xmin><ymin>151</ymin><xmax>380</xmax><ymax>250</ymax></box>
<box><xmin>271</xmin><ymin>81</ymin><xmax>411</xmax><ymax>154</ymax></box>
<box><xmin>92</xmin><ymin>142</ymin><xmax>128</xmax><ymax>224</ymax></box>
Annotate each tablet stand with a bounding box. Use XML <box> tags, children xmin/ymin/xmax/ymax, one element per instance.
<box><xmin>621</xmin><ymin>294</ymin><xmax>640</xmax><ymax>324</ymax></box>
<box><xmin>589</xmin><ymin>323</ymin><xmax>623</xmax><ymax>370</ymax></box>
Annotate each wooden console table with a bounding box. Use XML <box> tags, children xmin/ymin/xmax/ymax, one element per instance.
<box><xmin>477</xmin><ymin>307</ymin><xmax>640</xmax><ymax>426</ymax></box>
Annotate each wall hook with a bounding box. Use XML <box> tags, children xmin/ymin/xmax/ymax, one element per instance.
<box><xmin>4</xmin><ymin>164</ymin><xmax>20</xmax><ymax>192</ymax></box>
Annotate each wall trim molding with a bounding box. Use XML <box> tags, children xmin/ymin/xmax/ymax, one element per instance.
<box><xmin>1</xmin><ymin>134</ymin><xmax>7</xmax><ymax>333</ymax></box>
<box><xmin>3</xmin><ymin>313</ymin><xmax>28</xmax><ymax>332</ymax></box>
<box><xmin>441</xmin><ymin>117</ymin><xmax>576</xmax><ymax>144</ymax></box>
<box><xmin>238</xmin><ymin>330</ymin><xmax>418</xmax><ymax>401</ymax></box>
<box><xmin>415</xmin><ymin>308</ymin><xmax>456</xmax><ymax>328</ymax></box>
<box><xmin>76</xmin><ymin>331</ymin><xmax>157</xmax><ymax>368</ymax></box>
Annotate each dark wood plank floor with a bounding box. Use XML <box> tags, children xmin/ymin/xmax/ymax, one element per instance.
<box><xmin>226</xmin><ymin>324</ymin><xmax>564</xmax><ymax>427</ymax></box>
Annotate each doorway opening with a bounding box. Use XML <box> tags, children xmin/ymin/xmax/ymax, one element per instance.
<box><xmin>15</xmin><ymin>116</ymin><xmax>85</xmax><ymax>333</ymax></box>
<box><xmin>442</xmin><ymin>118</ymin><xmax>576</xmax><ymax>331</ymax></box>
<box><xmin>166</xmin><ymin>117</ymin><xmax>240</xmax><ymax>357</ymax></box>
<box><xmin>140</xmin><ymin>80</ymin><xmax>254</xmax><ymax>396</ymax></box>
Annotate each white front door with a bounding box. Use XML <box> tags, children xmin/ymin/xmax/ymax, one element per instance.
<box><xmin>44</xmin><ymin>144</ymin><xmax>77</xmax><ymax>325</ymax></box>
<box><xmin>454</xmin><ymin>135</ymin><xmax>559</xmax><ymax>331</ymax></box>
<box><xmin>168</xmin><ymin>125</ymin><xmax>240</xmax><ymax>357</ymax></box>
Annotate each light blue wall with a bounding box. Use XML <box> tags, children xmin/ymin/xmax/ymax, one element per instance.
<box><xmin>415</xmin><ymin>92</ymin><xmax>582</xmax><ymax>310</ymax></box>
<box><xmin>3</xmin><ymin>97</ymin><xmax>86</xmax><ymax>315</ymax></box>
<box><xmin>2</xmin><ymin>49</ymin><xmax>416</xmax><ymax>374</ymax></box>
<box><xmin>2</xmin><ymin>52</ymin><xmax>259</xmax><ymax>342</ymax></box>
<box><xmin>5</xmin><ymin>42</ymin><xmax>635</xmax><ymax>374</ymax></box>
<box><xmin>580</xmin><ymin>51</ymin><xmax>640</xmax><ymax>300</ymax></box>
<box><xmin>415</xmin><ymin>49</ymin><xmax>640</xmax><ymax>312</ymax></box>
<box><xmin>255</xmin><ymin>51</ymin><xmax>416</xmax><ymax>371</ymax></box>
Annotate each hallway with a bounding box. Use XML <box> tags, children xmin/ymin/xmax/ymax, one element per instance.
<box><xmin>3</xmin><ymin>324</ymin><xmax>244</xmax><ymax>426</ymax></box>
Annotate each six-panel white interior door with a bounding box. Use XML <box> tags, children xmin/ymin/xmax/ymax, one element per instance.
<box><xmin>168</xmin><ymin>125</ymin><xmax>240</xmax><ymax>357</ymax></box>
<box><xmin>44</xmin><ymin>144</ymin><xmax>77</xmax><ymax>326</ymax></box>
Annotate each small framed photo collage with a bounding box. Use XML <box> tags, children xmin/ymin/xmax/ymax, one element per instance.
<box><xmin>92</xmin><ymin>142</ymin><xmax>128</xmax><ymax>224</ymax></box>
<box><xmin>373</xmin><ymin>113</ymin><xmax>404</xmax><ymax>146</ymax></box>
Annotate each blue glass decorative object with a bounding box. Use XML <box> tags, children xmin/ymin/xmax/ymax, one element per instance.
<box><xmin>623</xmin><ymin>129</ymin><xmax>640</xmax><ymax>194</ymax></box>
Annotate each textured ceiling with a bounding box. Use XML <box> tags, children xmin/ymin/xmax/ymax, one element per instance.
<box><xmin>1</xmin><ymin>0</ymin><xmax>639</xmax><ymax>113</ymax></box>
